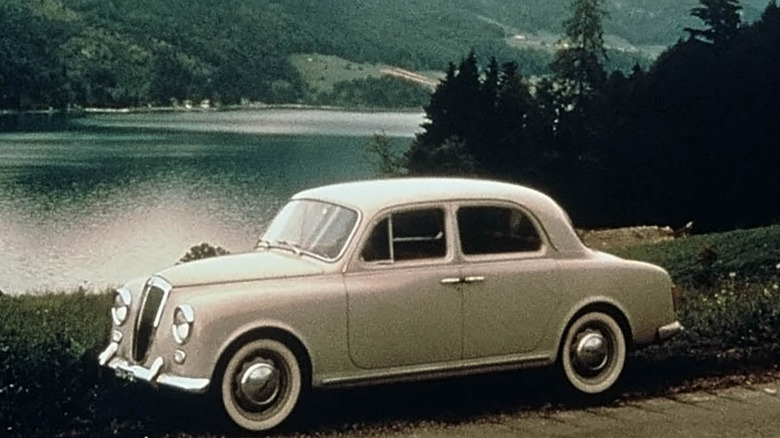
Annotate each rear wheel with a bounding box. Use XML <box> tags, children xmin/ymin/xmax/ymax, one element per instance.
<box><xmin>561</xmin><ymin>312</ymin><xmax>626</xmax><ymax>394</ymax></box>
<box><xmin>221</xmin><ymin>339</ymin><xmax>302</xmax><ymax>431</ymax></box>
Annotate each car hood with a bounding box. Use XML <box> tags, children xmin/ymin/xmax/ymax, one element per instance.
<box><xmin>155</xmin><ymin>250</ymin><xmax>326</xmax><ymax>288</ymax></box>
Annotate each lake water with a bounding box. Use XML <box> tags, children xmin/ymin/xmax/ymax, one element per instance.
<box><xmin>0</xmin><ymin>109</ymin><xmax>423</xmax><ymax>293</ymax></box>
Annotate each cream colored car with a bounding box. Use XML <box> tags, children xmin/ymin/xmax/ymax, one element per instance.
<box><xmin>99</xmin><ymin>178</ymin><xmax>682</xmax><ymax>431</ymax></box>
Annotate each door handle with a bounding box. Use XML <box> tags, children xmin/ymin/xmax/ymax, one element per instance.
<box><xmin>463</xmin><ymin>276</ymin><xmax>485</xmax><ymax>283</ymax></box>
<box><xmin>440</xmin><ymin>277</ymin><xmax>462</xmax><ymax>285</ymax></box>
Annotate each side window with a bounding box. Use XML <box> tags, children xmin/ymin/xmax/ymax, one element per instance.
<box><xmin>361</xmin><ymin>208</ymin><xmax>446</xmax><ymax>262</ymax></box>
<box><xmin>457</xmin><ymin>206</ymin><xmax>542</xmax><ymax>255</ymax></box>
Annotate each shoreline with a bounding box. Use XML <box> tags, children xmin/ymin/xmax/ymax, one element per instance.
<box><xmin>0</xmin><ymin>102</ymin><xmax>425</xmax><ymax>117</ymax></box>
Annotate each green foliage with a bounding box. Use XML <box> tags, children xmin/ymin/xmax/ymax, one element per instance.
<box><xmin>612</xmin><ymin>225</ymin><xmax>780</xmax><ymax>287</ymax></box>
<box><xmin>408</xmin><ymin>53</ymin><xmax>536</xmax><ymax>178</ymax></box>
<box><xmin>658</xmin><ymin>276</ymin><xmax>780</xmax><ymax>361</ymax></box>
<box><xmin>314</xmin><ymin>76</ymin><xmax>432</xmax><ymax>109</ymax></box>
<box><xmin>179</xmin><ymin>242</ymin><xmax>230</xmax><ymax>264</ymax></box>
<box><xmin>0</xmin><ymin>291</ymin><xmax>113</xmax><ymax>435</ymax></box>
<box><xmin>685</xmin><ymin>0</ymin><xmax>744</xmax><ymax>46</ymax></box>
<box><xmin>0</xmin><ymin>0</ymin><xmax>762</xmax><ymax>110</ymax></box>
<box><xmin>614</xmin><ymin>224</ymin><xmax>780</xmax><ymax>362</ymax></box>
<box><xmin>408</xmin><ymin>0</ymin><xmax>780</xmax><ymax>231</ymax></box>
<box><xmin>406</xmin><ymin>136</ymin><xmax>478</xmax><ymax>176</ymax></box>
<box><xmin>551</xmin><ymin>0</ymin><xmax>609</xmax><ymax>95</ymax></box>
<box><xmin>364</xmin><ymin>131</ymin><xmax>408</xmax><ymax>177</ymax></box>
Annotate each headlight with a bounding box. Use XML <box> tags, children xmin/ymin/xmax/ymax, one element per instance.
<box><xmin>172</xmin><ymin>304</ymin><xmax>195</xmax><ymax>345</ymax></box>
<box><xmin>111</xmin><ymin>288</ymin><xmax>132</xmax><ymax>326</ymax></box>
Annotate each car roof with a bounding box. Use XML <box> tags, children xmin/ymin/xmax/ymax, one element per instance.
<box><xmin>292</xmin><ymin>178</ymin><xmax>586</xmax><ymax>253</ymax></box>
<box><xmin>294</xmin><ymin>178</ymin><xmax>550</xmax><ymax>212</ymax></box>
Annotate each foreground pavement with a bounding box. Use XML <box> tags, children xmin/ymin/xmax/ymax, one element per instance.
<box><xmin>333</xmin><ymin>380</ymin><xmax>780</xmax><ymax>438</ymax></box>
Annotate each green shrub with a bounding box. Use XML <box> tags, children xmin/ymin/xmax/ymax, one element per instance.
<box><xmin>675</xmin><ymin>276</ymin><xmax>780</xmax><ymax>352</ymax></box>
<box><xmin>179</xmin><ymin>242</ymin><xmax>230</xmax><ymax>263</ymax></box>
<box><xmin>0</xmin><ymin>292</ymin><xmax>114</xmax><ymax>436</ymax></box>
<box><xmin>613</xmin><ymin>225</ymin><xmax>780</xmax><ymax>286</ymax></box>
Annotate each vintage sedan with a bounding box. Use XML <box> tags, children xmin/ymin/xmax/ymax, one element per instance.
<box><xmin>98</xmin><ymin>178</ymin><xmax>682</xmax><ymax>431</ymax></box>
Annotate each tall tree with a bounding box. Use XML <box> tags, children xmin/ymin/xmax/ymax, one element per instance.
<box><xmin>551</xmin><ymin>0</ymin><xmax>609</xmax><ymax>99</ymax></box>
<box><xmin>684</xmin><ymin>0</ymin><xmax>743</xmax><ymax>47</ymax></box>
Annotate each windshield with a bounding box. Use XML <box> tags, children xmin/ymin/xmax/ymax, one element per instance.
<box><xmin>261</xmin><ymin>199</ymin><xmax>359</xmax><ymax>260</ymax></box>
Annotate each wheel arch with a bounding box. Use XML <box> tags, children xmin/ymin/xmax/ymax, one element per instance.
<box><xmin>555</xmin><ymin>300</ymin><xmax>634</xmax><ymax>361</ymax></box>
<box><xmin>212</xmin><ymin>326</ymin><xmax>313</xmax><ymax>391</ymax></box>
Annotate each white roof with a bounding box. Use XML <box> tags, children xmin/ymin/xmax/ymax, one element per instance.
<box><xmin>294</xmin><ymin>178</ymin><xmax>549</xmax><ymax>212</ymax></box>
<box><xmin>293</xmin><ymin>178</ymin><xmax>586</xmax><ymax>253</ymax></box>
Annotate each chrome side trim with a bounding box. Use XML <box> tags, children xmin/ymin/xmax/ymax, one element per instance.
<box><xmin>657</xmin><ymin>320</ymin><xmax>684</xmax><ymax>341</ymax></box>
<box><xmin>320</xmin><ymin>354</ymin><xmax>551</xmax><ymax>388</ymax></box>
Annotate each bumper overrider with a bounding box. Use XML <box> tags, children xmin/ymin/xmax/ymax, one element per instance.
<box><xmin>99</xmin><ymin>341</ymin><xmax>210</xmax><ymax>393</ymax></box>
<box><xmin>657</xmin><ymin>320</ymin><xmax>684</xmax><ymax>341</ymax></box>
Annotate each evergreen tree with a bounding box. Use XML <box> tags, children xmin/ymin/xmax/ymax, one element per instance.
<box><xmin>474</xmin><ymin>57</ymin><xmax>501</xmax><ymax>170</ymax></box>
<box><xmin>493</xmin><ymin>62</ymin><xmax>535</xmax><ymax>180</ymax></box>
<box><xmin>762</xmin><ymin>0</ymin><xmax>780</xmax><ymax>23</ymax></box>
<box><xmin>551</xmin><ymin>0</ymin><xmax>609</xmax><ymax>99</ymax></box>
<box><xmin>408</xmin><ymin>51</ymin><xmax>483</xmax><ymax>176</ymax></box>
<box><xmin>684</xmin><ymin>0</ymin><xmax>743</xmax><ymax>47</ymax></box>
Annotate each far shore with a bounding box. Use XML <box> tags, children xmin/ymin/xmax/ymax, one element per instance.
<box><xmin>0</xmin><ymin>102</ymin><xmax>424</xmax><ymax>117</ymax></box>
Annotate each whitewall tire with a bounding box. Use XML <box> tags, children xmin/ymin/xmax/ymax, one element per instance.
<box><xmin>561</xmin><ymin>311</ymin><xmax>626</xmax><ymax>394</ymax></box>
<box><xmin>221</xmin><ymin>338</ymin><xmax>302</xmax><ymax>431</ymax></box>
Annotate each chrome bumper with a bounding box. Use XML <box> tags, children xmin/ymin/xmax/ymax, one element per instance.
<box><xmin>98</xmin><ymin>342</ymin><xmax>210</xmax><ymax>393</ymax></box>
<box><xmin>657</xmin><ymin>320</ymin><xmax>684</xmax><ymax>341</ymax></box>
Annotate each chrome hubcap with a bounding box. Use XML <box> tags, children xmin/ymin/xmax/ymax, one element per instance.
<box><xmin>574</xmin><ymin>331</ymin><xmax>609</xmax><ymax>372</ymax></box>
<box><xmin>237</xmin><ymin>359</ymin><xmax>280</xmax><ymax>408</ymax></box>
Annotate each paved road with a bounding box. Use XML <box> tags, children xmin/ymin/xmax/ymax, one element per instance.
<box><xmin>309</xmin><ymin>380</ymin><xmax>780</xmax><ymax>438</ymax></box>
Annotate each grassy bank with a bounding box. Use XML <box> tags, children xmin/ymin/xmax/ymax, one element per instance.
<box><xmin>612</xmin><ymin>224</ymin><xmax>780</xmax><ymax>373</ymax></box>
<box><xmin>611</xmin><ymin>225</ymin><xmax>780</xmax><ymax>286</ymax></box>
<box><xmin>1</xmin><ymin>226</ymin><xmax>779</xmax><ymax>436</ymax></box>
<box><xmin>0</xmin><ymin>292</ymin><xmax>109</xmax><ymax>435</ymax></box>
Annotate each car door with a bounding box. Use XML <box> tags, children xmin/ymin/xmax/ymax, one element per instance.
<box><xmin>457</xmin><ymin>202</ymin><xmax>561</xmax><ymax>359</ymax></box>
<box><xmin>344</xmin><ymin>204</ymin><xmax>462</xmax><ymax>369</ymax></box>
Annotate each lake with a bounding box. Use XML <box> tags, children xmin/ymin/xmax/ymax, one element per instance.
<box><xmin>0</xmin><ymin>109</ymin><xmax>424</xmax><ymax>293</ymax></box>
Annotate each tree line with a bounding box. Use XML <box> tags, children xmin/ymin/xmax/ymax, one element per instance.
<box><xmin>1</xmin><ymin>0</ymin><xmax>673</xmax><ymax>111</ymax></box>
<box><xmin>399</xmin><ymin>0</ymin><xmax>780</xmax><ymax>232</ymax></box>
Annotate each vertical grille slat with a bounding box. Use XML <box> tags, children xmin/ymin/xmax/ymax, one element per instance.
<box><xmin>132</xmin><ymin>277</ymin><xmax>172</xmax><ymax>362</ymax></box>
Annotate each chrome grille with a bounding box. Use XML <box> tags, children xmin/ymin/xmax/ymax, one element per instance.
<box><xmin>132</xmin><ymin>277</ymin><xmax>172</xmax><ymax>362</ymax></box>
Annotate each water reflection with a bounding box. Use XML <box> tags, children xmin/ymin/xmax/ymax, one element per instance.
<box><xmin>0</xmin><ymin>110</ymin><xmax>421</xmax><ymax>293</ymax></box>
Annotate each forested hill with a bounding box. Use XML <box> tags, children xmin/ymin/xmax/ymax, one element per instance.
<box><xmin>0</xmin><ymin>0</ymin><xmax>771</xmax><ymax>109</ymax></box>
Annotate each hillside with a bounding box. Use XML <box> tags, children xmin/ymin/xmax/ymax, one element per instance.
<box><xmin>1</xmin><ymin>0</ymin><xmax>773</xmax><ymax>109</ymax></box>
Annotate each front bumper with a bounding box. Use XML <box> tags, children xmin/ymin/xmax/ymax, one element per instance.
<box><xmin>98</xmin><ymin>342</ymin><xmax>210</xmax><ymax>393</ymax></box>
<box><xmin>657</xmin><ymin>320</ymin><xmax>684</xmax><ymax>341</ymax></box>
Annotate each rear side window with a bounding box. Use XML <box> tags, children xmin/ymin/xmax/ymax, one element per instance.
<box><xmin>361</xmin><ymin>208</ymin><xmax>446</xmax><ymax>262</ymax></box>
<box><xmin>457</xmin><ymin>206</ymin><xmax>542</xmax><ymax>255</ymax></box>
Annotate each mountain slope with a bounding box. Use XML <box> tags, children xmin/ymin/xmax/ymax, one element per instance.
<box><xmin>1</xmin><ymin>0</ymin><xmax>773</xmax><ymax>108</ymax></box>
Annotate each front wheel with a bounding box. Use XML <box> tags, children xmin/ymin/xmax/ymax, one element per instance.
<box><xmin>221</xmin><ymin>339</ymin><xmax>302</xmax><ymax>431</ymax></box>
<box><xmin>561</xmin><ymin>312</ymin><xmax>626</xmax><ymax>394</ymax></box>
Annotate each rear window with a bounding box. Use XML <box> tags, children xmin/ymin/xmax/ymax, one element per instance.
<box><xmin>457</xmin><ymin>206</ymin><xmax>541</xmax><ymax>255</ymax></box>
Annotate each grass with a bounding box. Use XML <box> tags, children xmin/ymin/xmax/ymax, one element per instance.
<box><xmin>1</xmin><ymin>225</ymin><xmax>779</xmax><ymax>436</ymax></box>
<box><xmin>0</xmin><ymin>291</ymin><xmax>112</xmax><ymax>436</ymax></box>
<box><xmin>289</xmin><ymin>53</ymin><xmax>440</xmax><ymax>94</ymax></box>
<box><xmin>611</xmin><ymin>224</ymin><xmax>780</xmax><ymax>286</ymax></box>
